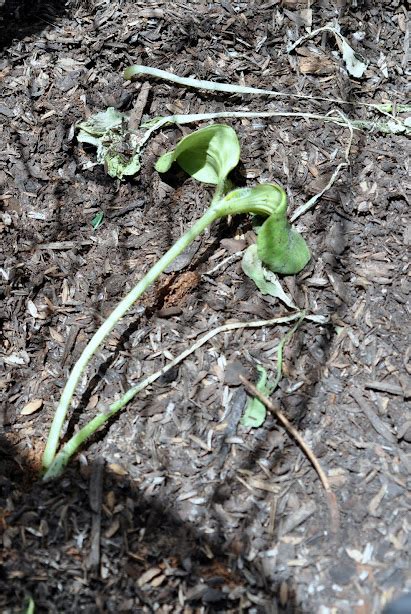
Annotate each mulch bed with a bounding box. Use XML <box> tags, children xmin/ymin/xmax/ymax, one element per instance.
<box><xmin>1</xmin><ymin>1</ymin><xmax>410</xmax><ymax>612</ymax></box>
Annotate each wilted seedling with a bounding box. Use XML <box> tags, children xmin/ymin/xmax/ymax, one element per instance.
<box><xmin>42</xmin><ymin>124</ymin><xmax>310</xmax><ymax>478</ymax></box>
<box><xmin>77</xmin><ymin>107</ymin><xmax>142</xmax><ymax>179</ymax></box>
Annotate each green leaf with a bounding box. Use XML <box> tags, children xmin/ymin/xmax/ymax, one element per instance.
<box><xmin>257</xmin><ymin>214</ymin><xmax>311</xmax><ymax>275</ymax></box>
<box><xmin>155</xmin><ymin>124</ymin><xmax>240</xmax><ymax>185</ymax></box>
<box><xmin>217</xmin><ymin>184</ymin><xmax>286</xmax><ymax>218</ymax></box>
<box><xmin>104</xmin><ymin>150</ymin><xmax>142</xmax><ymax>179</ymax></box>
<box><xmin>241</xmin><ymin>245</ymin><xmax>297</xmax><ymax>308</ymax></box>
<box><xmin>218</xmin><ymin>184</ymin><xmax>310</xmax><ymax>275</ymax></box>
<box><xmin>91</xmin><ymin>211</ymin><xmax>104</xmax><ymax>229</ymax></box>
<box><xmin>241</xmin><ymin>366</ymin><xmax>269</xmax><ymax>428</ymax></box>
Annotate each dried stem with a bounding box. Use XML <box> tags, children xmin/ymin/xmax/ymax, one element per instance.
<box><xmin>239</xmin><ymin>377</ymin><xmax>340</xmax><ymax>534</ymax></box>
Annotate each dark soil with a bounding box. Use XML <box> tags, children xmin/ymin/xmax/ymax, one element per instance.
<box><xmin>1</xmin><ymin>1</ymin><xmax>410</xmax><ymax>612</ymax></box>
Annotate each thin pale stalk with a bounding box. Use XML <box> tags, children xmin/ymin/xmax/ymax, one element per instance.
<box><xmin>42</xmin><ymin>206</ymin><xmax>220</xmax><ymax>469</ymax></box>
<box><xmin>44</xmin><ymin>312</ymin><xmax>303</xmax><ymax>479</ymax></box>
<box><xmin>144</xmin><ymin>110</ymin><xmax>355</xmax><ymax>131</ymax></box>
<box><xmin>124</xmin><ymin>64</ymin><xmax>398</xmax><ymax>114</ymax></box>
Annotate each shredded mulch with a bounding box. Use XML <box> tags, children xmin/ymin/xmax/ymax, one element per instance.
<box><xmin>1</xmin><ymin>1</ymin><xmax>410</xmax><ymax>612</ymax></box>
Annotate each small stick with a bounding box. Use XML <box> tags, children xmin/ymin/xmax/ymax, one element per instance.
<box><xmin>239</xmin><ymin>377</ymin><xmax>340</xmax><ymax>534</ymax></box>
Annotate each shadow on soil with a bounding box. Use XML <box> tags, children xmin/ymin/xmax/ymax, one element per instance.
<box><xmin>0</xmin><ymin>164</ymin><xmax>353</xmax><ymax>613</ymax></box>
<box><xmin>0</xmin><ymin>436</ymin><xmax>302</xmax><ymax>613</ymax></box>
<box><xmin>0</xmin><ymin>0</ymin><xmax>70</xmax><ymax>50</ymax></box>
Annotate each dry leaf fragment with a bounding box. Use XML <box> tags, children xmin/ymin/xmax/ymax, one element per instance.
<box><xmin>137</xmin><ymin>567</ymin><xmax>162</xmax><ymax>587</ymax></box>
<box><xmin>21</xmin><ymin>399</ymin><xmax>43</xmax><ymax>415</ymax></box>
<box><xmin>27</xmin><ymin>300</ymin><xmax>39</xmax><ymax>318</ymax></box>
<box><xmin>368</xmin><ymin>483</ymin><xmax>387</xmax><ymax>516</ymax></box>
<box><xmin>298</xmin><ymin>55</ymin><xmax>335</xmax><ymax>75</ymax></box>
<box><xmin>87</xmin><ymin>394</ymin><xmax>99</xmax><ymax>409</ymax></box>
<box><xmin>49</xmin><ymin>327</ymin><xmax>65</xmax><ymax>343</ymax></box>
<box><xmin>108</xmin><ymin>463</ymin><xmax>128</xmax><ymax>476</ymax></box>
<box><xmin>104</xmin><ymin>518</ymin><xmax>120</xmax><ymax>539</ymax></box>
<box><xmin>151</xmin><ymin>574</ymin><xmax>166</xmax><ymax>587</ymax></box>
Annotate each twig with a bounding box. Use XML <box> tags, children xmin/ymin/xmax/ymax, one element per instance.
<box><xmin>239</xmin><ymin>377</ymin><xmax>340</xmax><ymax>534</ymax></box>
<box><xmin>365</xmin><ymin>381</ymin><xmax>411</xmax><ymax>397</ymax></box>
<box><xmin>86</xmin><ymin>458</ymin><xmax>104</xmax><ymax>570</ymax></box>
<box><xmin>43</xmin><ymin>313</ymin><xmax>306</xmax><ymax>479</ymax></box>
<box><xmin>290</xmin><ymin>162</ymin><xmax>347</xmax><ymax>223</ymax></box>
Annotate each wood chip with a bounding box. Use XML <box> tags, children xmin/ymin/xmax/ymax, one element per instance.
<box><xmin>20</xmin><ymin>399</ymin><xmax>43</xmax><ymax>415</ymax></box>
<box><xmin>350</xmin><ymin>389</ymin><xmax>397</xmax><ymax>444</ymax></box>
<box><xmin>365</xmin><ymin>381</ymin><xmax>411</xmax><ymax>397</ymax></box>
<box><xmin>278</xmin><ymin>501</ymin><xmax>317</xmax><ymax>537</ymax></box>
<box><xmin>108</xmin><ymin>463</ymin><xmax>128</xmax><ymax>476</ymax></box>
<box><xmin>368</xmin><ymin>483</ymin><xmax>387</xmax><ymax>516</ymax></box>
<box><xmin>137</xmin><ymin>567</ymin><xmax>163</xmax><ymax>587</ymax></box>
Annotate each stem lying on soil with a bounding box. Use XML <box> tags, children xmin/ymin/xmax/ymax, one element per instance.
<box><xmin>43</xmin><ymin>313</ymin><xmax>304</xmax><ymax>480</ymax></box>
<box><xmin>125</xmin><ymin>64</ymin><xmax>402</xmax><ymax>115</ymax></box>
<box><xmin>42</xmin><ymin>206</ymin><xmax>220</xmax><ymax>470</ymax></box>
<box><xmin>240</xmin><ymin>377</ymin><xmax>340</xmax><ymax>535</ymax></box>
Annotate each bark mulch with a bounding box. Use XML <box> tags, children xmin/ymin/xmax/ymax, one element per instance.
<box><xmin>1</xmin><ymin>1</ymin><xmax>410</xmax><ymax>612</ymax></box>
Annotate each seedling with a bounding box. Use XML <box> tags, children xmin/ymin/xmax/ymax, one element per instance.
<box><xmin>241</xmin><ymin>313</ymin><xmax>304</xmax><ymax>428</ymax></box>
<box><xmin>42</xmin><ymin>124</ymin><xmax>310</xmax><ymax>478</ymax></box>
<box><xmin>91</xmin><ymin>211</ymin><xmax>104</xmax><ymax>229</ymax></box>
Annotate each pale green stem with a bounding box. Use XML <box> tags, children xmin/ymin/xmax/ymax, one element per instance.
<box><xmin>43</xmin><ymin>179</ymin><xmax>288</xmax><ymax>473</ymax></box>
<box><xmin>145</xmin><ymin>110</ymin><xmax>355</xmax><ymax>131</ymax></box>
<box><xmin>42</xmin><ymin>204</ymin><xmax>221</xmax><ymax>470</ymax></box>
<box><xmin>43</xmin><ymin>373</ymin><xmax>157</xmax><ymax>479</ymax></box>
<box><xmin>147</xmin><ymin>110</ymin><xmax>408</xmax><ymax>134</ymax></box>
<box><xmin>44</xmin><ymin>312</ymin><xmax>303</xmax><ymax>480</ymax></box>
<box><xmin>124</xmin><ymin>64</ymin><xmax>401</xmax><ymax>114</ymax></box>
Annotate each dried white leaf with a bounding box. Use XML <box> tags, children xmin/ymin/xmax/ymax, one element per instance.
<box><xmin>49</xmin><ymin>327</ymin><xmax>65</xmax><ymax>343</ymax></box>
<box><xmin>108</xmin><ymin>463</ymin><xmax>128</xmax><ymax>476</ymax></box>
<box><xmin>137</xmin><ymin>567</ymin><xmax>162</xmax><ymax>587</ymax></box>
<box><xmin>242</xmin><ymin>245</ymin><xmax>296</xmax><ymax>309</ymax></box>
<box><xmin>345</xmin><ymin>548</ymin><xmax>363</xmax><ymax>563</ymax></box>
<box><xmin>4</xmin><ymin>352</ymin><xmax>30</xmax><ymax>366</ymax></box>
<box><xmin>27</xmin><ymin>300</ymin><xmax>39</xmax><ymax>318</ymax></box>
<box><xmin>340</xmin><ymin>38</ymin><xmax>367</xmax><ymax>78</ymax></box>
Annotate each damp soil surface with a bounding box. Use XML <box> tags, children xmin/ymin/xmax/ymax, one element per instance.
<box><xmin>0</xmin><ymin>1</ymin><xmax>410</xmax><ymax>612</ymax></box>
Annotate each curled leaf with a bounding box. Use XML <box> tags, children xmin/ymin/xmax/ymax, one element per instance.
<box><xmin>257</xmin><ymin>214</ymin><xmax>311</xmax><ymax>275</ymax></box>
<box><xmin>155</xmin><ymin>124</ymin><xmax>240</xmax><ymax>185</ymax></box>
<box><xmin>217</xmin><ymin>184</ymin><xmax>285</xmax><ymax>218</ymax></box>
<box><xmin>218</xmin><ymin>184</ymin><xmax>310</xmax><ymax>275</ymax></box>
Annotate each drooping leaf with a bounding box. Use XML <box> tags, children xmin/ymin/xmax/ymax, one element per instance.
<box><xmin>217</xmin><ymin>184</ymin><xmax>286</xmax><ymax>218</ymax></box>
<box><xmin>257</xmin><ymin>214</ymin><xmax>311</xmax><ymax>275</ymax></box>
<box><xmin>241</xmin><ymin>365</ymin><xmax>268</xmax><ymax>428</ymax></box>
<box><xmin>155</xmin><ymin>124</ymin><xmax>240</xmax><ymax>185</ymax></box>
<box><xmin>218</xmin><ymin>184</ymin><xmax>310</xmax><ymax>275</ymax></box>
<box><xmin>241</xmin><ymin>245</ymin><xmax>297</xmax><ymax>308</ymax></box>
